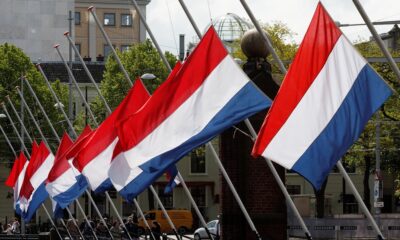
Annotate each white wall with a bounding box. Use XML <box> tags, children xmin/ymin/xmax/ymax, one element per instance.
<box><xmin>0</xmin><ymin>0</ymin><xmax>73</xmax><ymax>61</ymax></box>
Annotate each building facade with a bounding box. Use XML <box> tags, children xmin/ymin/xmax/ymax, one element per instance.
<box><xmin>74</xmin><ymin>0</ymin><xmax>149</xmax><ymax>61</ymax></box>
<box><xmin>0</xmin><ymin>0</ymin><xmax>73</xmax><ymax>61</ymax></box>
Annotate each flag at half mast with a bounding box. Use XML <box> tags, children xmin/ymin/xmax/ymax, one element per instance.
<box><xmin>252</xmin><ymin>3</ymin><xmax>392</xmax><ymax>190</ymax></box>
<box><xmin>109</xmin><ymin>26</ymin><xmax>271</xmax><ymax>200</ymax></box>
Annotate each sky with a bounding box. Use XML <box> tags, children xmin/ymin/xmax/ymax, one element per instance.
<box><xmin>145</xmin><ymin>0</ymin><xmax>400</xmax><ymax>56</ymax></box>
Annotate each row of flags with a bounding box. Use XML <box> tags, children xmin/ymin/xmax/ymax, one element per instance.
<box><xmin>4</xmin><ymin>3</ymin><xmax>392</xmax><ymax>224</ymax></box>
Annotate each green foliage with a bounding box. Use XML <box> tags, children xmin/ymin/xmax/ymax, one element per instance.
<box><xmin>0</xmin><ymin>43</ymin><xmax>68</xmax><ymax>155</ymax></box>
<box><xmin>89</xmin><ymin>40</ymin><xmax>177</xmax><ymax>123</ymax></box>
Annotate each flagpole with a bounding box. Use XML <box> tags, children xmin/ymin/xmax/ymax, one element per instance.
<box><xmin>352</xmin><ymin>0</ymin><xmax>400</xmax><ymax>82</ymax></box>
<box><xmin>36</xmin><ymin>63</ymin><xmax>77</xmax><ymax>137</ymax></box>
<box><xmin>88</xmin><ymin>6</ymin><xmax>133</xmax><ymax>85</ymax></box>
<box><xmin>15</xmin><ymin>86</ymin><xmax>109</xmax><ymax>240</ymax></box>
<box><xmin>239</xmin><ymin>1</ymin><xmax>385</xmax><ymax>239</ymax></box>
<box><xmin>36</xmin><ymin>63</ymin><xmax>76</xmax><ymax>136</ymax></box>
<box><xmin>132</xmin><ymin>0</ymin><xmax>253</xmax><ymax>239</ymax></box>
<box><xmin>4</xmin><ymin>96</ymin><xmax>33</xmax><ymax>144</ymax></box>
<box><xmin>54</xmin><ymin>44</ymin><xmax>99</xmax><ymax>126</ymax></box>
<box><xmin>64</xmin><ymin>30</ymin><xmax>181</xmax><ymax>240</ymax></box>
<box><xmin>0</xmin><ymin>105</ymin><xmax>65</xmax><ymax>240</ymax></box>
<box><xmin>239</xmin><ymin>0</ymin><xmax>287</xmax><ymax>75</ymax></box>
<box><xmin>21</xmin><ymin>76</ymin><xmax>118</xmax><ymax>240</ymax></box>
<box><xmin>133</xmin><ymin>198</ymin><xmax>156</xmax><ymax>240</ymax></box>
<box><xmin>0</xmin><ymin>126</ymin><xmax>73</xmax><ymax>239</ymax></box>
<box><xmin>0</xmin><ymin>125</ymin><xmax>17</xmax><ymax>157</ymax></box>
<box><xmin>88</xmin><ymin>5</ymin><xmax>209</xmax><ymax>239</ymax></box>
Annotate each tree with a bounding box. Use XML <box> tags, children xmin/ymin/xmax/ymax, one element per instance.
<box><xmin>0</xmin><ymin>43</ymin><xmax>68</xmax><ymax>158</ymax></box>
<box><xmin>87</xmin><ymin>40</ymin><xmax>177</xmax><ymax>124</ymax></box>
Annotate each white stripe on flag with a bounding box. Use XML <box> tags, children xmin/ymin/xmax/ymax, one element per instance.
<box><xmin>82</xmin><ymin>138</ymin><xmax>118</xmax><ymax>190</ymax></box>
<box><xmin>122</xmin><ymin>55</ymin><xmax>249</xmax><ymax>170</ymax></box>
<box><xmin>109</xmin><ymin>153</ymin><xmax>143</xmax><ymax>191</ymax></box>
<box><xmin>30</xmin><ymin>154</ymin><xmax>54</xmax><ymax>189</ymax></box>
<box><xmin>263</xmin><ymin>36</ymin><xmax>367</xmax><ymax>168</ymax></box>
<box><xmin>46</xmin><ymin>168</ymin><xmax>78</xmax><ymax>197</ymax></box>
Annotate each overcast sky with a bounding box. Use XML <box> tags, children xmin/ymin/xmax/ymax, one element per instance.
<box><xmin>145</xmin><ymin>0</ymin><xmax>400</xmax><ymax>56</ymax></box>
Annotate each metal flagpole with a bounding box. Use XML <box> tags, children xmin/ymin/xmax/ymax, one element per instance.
<box><xmin>240</xmin><ymin>0</ymin><xmax>384</xmax><ymax>238</ymax></box>
<box><xmin>133</xmin><ymin>198</ymin><xmax>156</xmax><ymax>240</ymax></box>
<box><xmin>88</xmin><ymin>6</ymin><xmax>133</xmax><ymax>85</ymax></box>
<box><xmin>128</xmin><ymin>1</ymin><xmax>172</xmax><ymax>72</ymax></box>
<box><xmin>239</xmin><ymin>0</ymin><xmax>287</xmax><ymax>75</ymax></box>
<box><xmin>89</xmin><ymin>2</ymin><xmax>215</xmax><ymax>238</ymax></box>
<box><xmin>1</xmin><ymin>105</ymin><xmax>65</xmax><ymax>240</ymax></box>
<box><xmin>36</xmin><ymin>63</ymin><xmax>77</xmax><ymax>137</ymax></box>
<box><xmin>352</xmin><ymin>0</ymin><xmax>400</xmax><ymax>82</ymax></box>
<box><xmin>0</xmin><ymin>125</ymin><xmax>17</xmax><ymax>157</ymax></box>
<box><xmin>38</xmin><ymin>63</ymin><xmax>142</xmax><ymax>240</ymax></box>
<box><xmin>64</xmin><ymin>31</ymin><xmax>181</xmax><ymax>240</ymax></box>
<box><xmin>5</xmin><ymin>96</ymin><xmax>33</xmax><ymax>144</ymax></box>
<box><xmin>54</xmin><ymin>44</ymin><xmax>99</xmax><ymax>126</ymax></box>
<box><xmin>15</xmin><ymin>87</ymin><xmax>105</xmax><ymax>240</ymax></box>
<box><xmin>135</xmin><ymin>0</ymin><xmax>262</xmax><ymax>238</ymax></box>
<box><xmin>20</xmin><ymin>77</ymin><xmax>116</xmax><ymax>240</ymax></box>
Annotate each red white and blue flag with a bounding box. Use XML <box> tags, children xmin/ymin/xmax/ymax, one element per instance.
<box><xmin>46</xmin><ymin>133</ymin><xmax>88</xmax><ymax>210</ymax></box>
<box><xmin>19</xmin><ymin>142</ymin><xmax>55</xmax><ymax>221</ymax></box>
<box><xmin>109</xmin><ymin>26</ymin><xmax>271</xmax><ymax>200</ymax></box>
<box><xmin>73</xmin><ymin>79</ymin><xmax>150</xmax><ymax>194</ymax></box>
<box><xmin>252</xmin><ymin>3</ymin><xmax>392</xmax><ymax>189</ymax></box>
<box><xmin>5</xmin><ymin>151</ymin><xmax>29</xmax><ymax>216</ymax></box>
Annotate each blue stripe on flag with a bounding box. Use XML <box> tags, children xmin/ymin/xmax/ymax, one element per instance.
<box><xmin>292</xmin><ymin>65</ymin><xmax>392</xmax><ymax>189</ymax></box>
<box><xmin>93</xmin><ymin>178</ymin><xmax>113</xmax><ymax>194</ymax></box>
<box><xmin>119</xmin><ymin>82</ymin><xmax>270</xmax><ymax>199</ymax></box>
<box><xmin>54</xmin><ymin>175</ymin><xmax>88</xmax><ymax>209</ymax></box>
<box><xmin>23</xmin><ymin>183</ymin><xmax>48</xmax><ymax>222</ymax></box>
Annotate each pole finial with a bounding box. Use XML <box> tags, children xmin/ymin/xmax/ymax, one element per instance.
<box><xmin>88</xmin><ymin>6</ymin><xmax>94</xmax><ymax>11</ymax></box>
<box><xmin>15</xmin><ymin>86</ymin><xmax>20</xmax><ymax>90</ymax></box>
<box><xmin>64</xmin><ymin>31</ymin><xmax>70</xmax><ymax>36</ymax></box>
<box><xmin>53</xmin><ymin>44</ymin><xmax>60</xmax><ymax>49</ymax></box>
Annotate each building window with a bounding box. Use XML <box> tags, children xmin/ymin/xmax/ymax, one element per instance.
<box><xmin>104</xmin><ymin>44</ymin><xmax>115</xmax><ymax>58</ymax></box>
<box><xmin>121</xmin><ymin>45</ymin><xmax>130</xmax><ymax>52</ymax></box>
<box><xmin>190</xmin><ymin>146</ymin><xmax>206</xmax><ymax>174</ymax></box>
<box><xmin>104</xmin><ymin>13</ymin><xmax>115</xmax><ymax>26</ymax></box>
<box><xmin>191</xmin><ymin>186</ymin><xmax>206</xmax><ymax>207</ymax></box>
<box><xmin>158</xmin><ymin>188</ymin><xmax>173</xmax><ymax>209</ymax></box>
<box><xmin>75</xmin><ymin>12</ymin><xmax>81</xmax><ymax>25</ymax></box>
<box><xmin>287</xmin><ymin>185</ymin><xmax>301</xmax><ymax>195</ymax></box>
<box><xmin>121</xmin><ymin>14</ymin><xmax>132</xmax><ymax>26</ymax></box>
<box><xmin>74</xmin><ymin>43</ymin><xmax>81</xmax><ymax>60</ymax></box>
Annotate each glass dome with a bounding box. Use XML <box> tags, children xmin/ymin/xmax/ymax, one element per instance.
<box><xmin>206</xmin><ymin>13</ymin><xmax>253</xmax><ymax>43</ymax></box>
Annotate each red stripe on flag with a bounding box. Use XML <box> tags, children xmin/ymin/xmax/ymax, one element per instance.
<box><xmin>74</xmin><ymin>79</ymin><xmax>150</xmax><ymax>171</ymax></box>
<box><xmin>5</xmin><ymin>152</ymin><xmax>27</xmax><ymax>187</ymax></box>
<box><xmin>117</xmin><ymin>26</ymin><xmax>227</xmax><ymax>151</ymax></box>
<box><xmin>64</xmin><ymin>125</ymin><xmax>94</xmax><ymax>162</ymax></box>
<box><xmin>20</xmin><ymin>141</ymin><xmax>49</xmax><ymax>199</ymax></box>
<box><xmin>47</xmin><ymin>133</ymin><xmax>74</xmax><ymax>182</ymax></box>
<box><xmin>252</xmin><ymin>3</ymin><xmax>342</xmax><ymax>156</ymax></box>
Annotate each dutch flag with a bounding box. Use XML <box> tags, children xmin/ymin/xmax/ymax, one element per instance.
<box><xmin>252</xmin><ymin>3</ymin><xmax>393</xmax><ymax>189</ymax></box>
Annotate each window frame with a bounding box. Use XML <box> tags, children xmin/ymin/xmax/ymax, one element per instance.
<box><xmin>75</xmin><ymin>11</ymin><xmax>81</xmax><ymax>25</ymax></box>
<box><xmin>103</xmin><ymin>13</ymin><xmax>116</xmax><ymax>26</ymax></box>
<box><xmin>121</xmin><ymin>13</ymin><xmax>133</xmax><ymax>27</ymax></box>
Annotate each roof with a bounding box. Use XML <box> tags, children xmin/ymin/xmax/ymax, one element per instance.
<box><xmin>38</xmin><ymin>61</ymin><xmax>105</xmax><ymax>84</ymax></box>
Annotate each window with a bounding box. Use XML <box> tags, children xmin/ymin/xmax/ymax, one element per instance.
<box><xmin>287</xmin><ymin>185</ymin><xmax>301</xmax><ymax>195</ymax></box>
<box><xmin>343</xmin><ymin>194</ymin><xmax>358</xmax><ymax>214</ymax></box>
<box><xmin>121</xmin><ymin>14</ymin><xmax>132</xmax><ymax>26</ymax></box>
<box><xmin>158</xmin><ymin>188</ymin><xmax>173</xmax><ymax>209</ymax></box>
<box><xmin>74</xmin><ymin>43</ymin><xmax>81</xmax><ymax>61</ymax></box>
<box><xmin>104</xmin><ymin>44</ymin><xmax>115</xmax><ymax>58</ymax></box>
<box><xmin>121</xmin><ymin>45</ymin><xmax>130</xmax><ymax>52</ymax></box>
<box><xmin>75</xmin><ymin>12</ymin><xmax>81</xmax><ymax>25</ymax></box>
<box><xmin>190</xmin><ymin>186</ymin><xmax>206</xmax><ymax>208</ymax></box>
<box><xmin>103</xmin><ymin>13</ymin><xmax>115</xmax><ymax>26</ymax></box>
<box><xmin>190</xmin><ymin>146</ymin><xmax>206</xmax><ymax>174</ymax></box>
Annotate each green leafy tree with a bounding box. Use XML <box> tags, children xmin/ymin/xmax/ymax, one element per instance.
<box><xmin>88</xmin><ymin>40</ymin><xmax>177</xmax><ymax>124</ymax></box>
<box><xmin>0</xmin><ymin>43</ymin><xmax>68</xmax><ymax>158</ymax></box>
